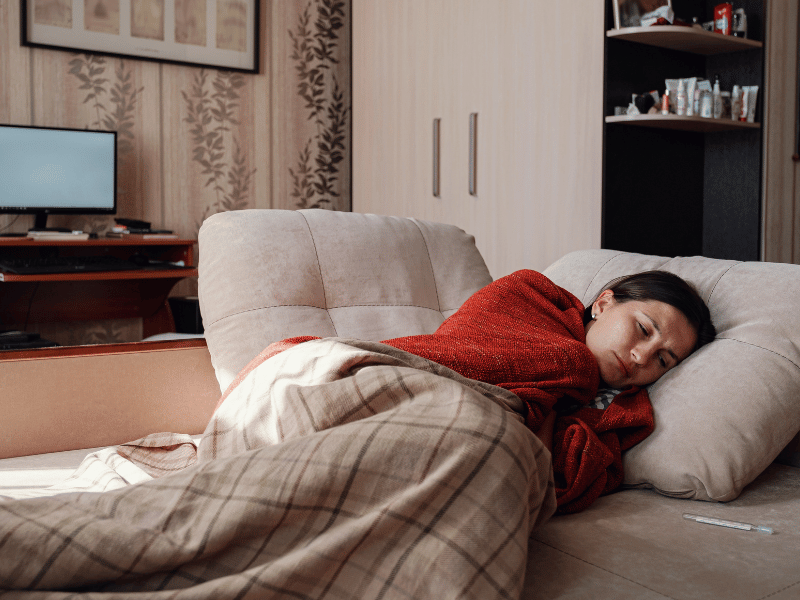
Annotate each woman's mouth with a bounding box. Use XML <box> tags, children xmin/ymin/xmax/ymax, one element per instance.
<box><xmin>615</xmin><ymin>355</ymin><xmax>630</xmax><ymax>378</ymax></box>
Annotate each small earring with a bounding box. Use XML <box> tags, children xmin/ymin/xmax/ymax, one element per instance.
<box><xmin>591</xmin><ymin>313</ymin><xmax>596</xmax><ymax>320</ymax></box>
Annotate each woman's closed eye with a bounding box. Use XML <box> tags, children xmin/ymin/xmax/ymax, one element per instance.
<box><xmin>638</xmin><ymin>321</ymin><xmax>668</xmax><ymax>368</ymax></box>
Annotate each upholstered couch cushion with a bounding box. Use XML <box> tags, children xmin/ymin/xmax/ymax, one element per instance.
<box><xmin>543</xmin><ymin>249</ymin><xmax>800</xmax><ymax>501</ymax></box>
<box><xmin>198</xmin><ymin>209</ymin><xmax>492</xmax><ymax>393</ymax></box>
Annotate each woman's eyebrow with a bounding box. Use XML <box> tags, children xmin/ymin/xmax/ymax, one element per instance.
<box><xmin>645</xmin><ymin>314</ymin><xmax>679</xmax><ymax>363</ymax></box>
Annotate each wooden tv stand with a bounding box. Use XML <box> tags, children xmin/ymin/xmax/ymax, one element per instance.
<box><xmin>0</xmin><ymin>237</ymin><xmax>198</xmax><ymax>338</ymax></box>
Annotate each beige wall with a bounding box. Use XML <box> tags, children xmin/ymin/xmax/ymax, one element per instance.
<box><xmin>0</xmin><ymin>0</ymin><xmax>351</xmax><ymax>345</ymax></box>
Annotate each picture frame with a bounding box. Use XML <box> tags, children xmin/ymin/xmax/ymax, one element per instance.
<box><xmin>611</xmin><ymin>0</ymin><xmax>673</xmax><ymax>30</ymax></box>
<box><xmin>22</xmin><ymin>0</ymin><xmax>259</xmax><ymax>73</ymax></box>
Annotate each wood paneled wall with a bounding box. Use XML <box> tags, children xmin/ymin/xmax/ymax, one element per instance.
<box><xmin>762</xmin><ymin>0</ymin><xmax>799</xmax><ymax>264</ymax></box>
<box><xmin>0</xmin><ymin>0</ymin><xmax>351</xmax><ymax>345</ymax></box>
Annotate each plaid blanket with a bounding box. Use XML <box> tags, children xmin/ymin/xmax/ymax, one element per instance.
<box><xmin>0</xmin><ymin>338</ymin><xmax>556</xmax><ymax>598</ymax></box>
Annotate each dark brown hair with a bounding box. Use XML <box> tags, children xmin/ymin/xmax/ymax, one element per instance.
<box><xmin>585</xmin><ymin>270</ymin><xmax>716</xmax><ymax>351</ymax></box>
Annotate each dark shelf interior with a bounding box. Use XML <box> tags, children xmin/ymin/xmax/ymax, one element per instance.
<box><xmin>602</xmin><ymin>0</ymin><xmax>765</xmax><ymax>261</ymax></box>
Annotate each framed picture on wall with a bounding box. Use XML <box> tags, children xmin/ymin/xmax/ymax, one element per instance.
<box><xmin>22</xmin><ymin>0</ymin><xmax>259</xmax><ymax>73</ymax></box>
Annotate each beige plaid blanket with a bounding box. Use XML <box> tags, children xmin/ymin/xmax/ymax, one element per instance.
<box><xmin>0</xmin><ymin>338</ymin><xmax>556</xmax><ymax>598</ymax></box>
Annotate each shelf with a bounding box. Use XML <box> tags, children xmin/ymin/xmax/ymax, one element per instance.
<box><xmin>0</xmin><ymin>237</ymin><xmax>194</xmax><ymax>246</ymax></box>
<box><xmin>0</xmin><ymin>267</ymin><xmax>197</xmax><ymax>283</ymax></box>
<box><xmin>607</xmin><ymin>26</ymin><xmax>762</xmax><ymax>55</ymax></box>
<box><xmin>605</xmin><ymin>114</ymin><xmax>760</xmax><ymax>133</ymax></box>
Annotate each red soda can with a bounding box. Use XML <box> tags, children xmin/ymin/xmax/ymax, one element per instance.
<box><xmin>714</xmin><ymin>3</ymin><xmax>732</xmax><ymax>35</ymax></box>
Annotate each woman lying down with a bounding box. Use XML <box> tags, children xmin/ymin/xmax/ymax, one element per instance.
<box><xmin>0</xmin><ymin>269</ymin><xmax>714</xmax><ymax>598</ymax></box>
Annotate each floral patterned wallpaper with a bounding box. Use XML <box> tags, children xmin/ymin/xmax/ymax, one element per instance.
<box><xmin>182</xmin><ymin>69</ymin><xmax>254</xmax><ymax>229</ymax></box>
<box><xmin>0</xmin><ymin>0</ymin><xmax>351</xmax><ymax>346</ymax></box>
<box><xmin>288</xmin><ymin>0</ymin><xmax>347</xmax><ymax>209</ymax></box>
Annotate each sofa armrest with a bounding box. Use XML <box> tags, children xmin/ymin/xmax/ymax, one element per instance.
<box><xmin>0</xmin><ymin>339</ymin><xmax>220</xmax><ymax>459</ymax></box>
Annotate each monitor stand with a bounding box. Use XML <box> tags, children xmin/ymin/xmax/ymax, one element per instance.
<box><xmin>29</xmin><ymin>212</ymin><xmax>72</xmax><ymax>233</ymax></box>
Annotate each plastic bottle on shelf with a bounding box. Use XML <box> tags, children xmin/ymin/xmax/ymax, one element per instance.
<box><xmin>676</xmin><ymin>79</ymin><xmax>687</xmax><ymax>116</ymax></box>
<box><xmin>700</xmin><ymin>90</ymin><xmax>712</xmax><ymax>118</ymax></box>
<box><xmin>731</xmin><ymin>85</ymin><xmax>743</xmax><ymax>121</ymax></box>
<box><xmin>732</xmin><ymin>8</ymin><xmax>748</xmax><ymax>38</ymax></box>
<box><xmin>712</xmin><ymin>76</ymin><xmax>722</xmax><ymax>119</ymax></box>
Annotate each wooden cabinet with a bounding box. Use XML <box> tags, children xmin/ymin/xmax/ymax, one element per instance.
<box><xmin>352</xmin><ymin>0</ymin><xmax>604</xmax><ymax>278</ymax></box>
<box><xmin>0</xmin><ymin>237</ymin><xmax>197</xmax><ymax>338</ymax></box>
<box><xmin>603</xmin><ymin>0</ymin><xmax>765</xmax><ymax>261</ymax></box>
<box><xmin>0</xmin><ymin>339</ymin><xmax>218</xmax><ymax>459</ymax></box>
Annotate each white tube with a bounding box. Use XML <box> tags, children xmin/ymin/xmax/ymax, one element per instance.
<box><xmin>685</xmin><ymin>78</ymin><xmax>697</xmax><ymax>116</ymax></box>
<box><xmin>676</xmin><ymin>79</ymin><xmax>687</xmax><ymax>116</ymax></box>
<box><xmin>745</xmin><ymin>86</ymin><xmax>759</xmax><ymax>123</ymax></box>
<box><xmin>731</xmin><ymin>85</ymin><xmax>742</xmax><ymax>121</ymax></box>
<box><xmin>740</xmin><ymin>86</ymin><xmax>751</xmax><ymax>121</ymax></box>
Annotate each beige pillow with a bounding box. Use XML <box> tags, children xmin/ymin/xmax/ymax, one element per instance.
<box><xmin>544</xmin><ymin>249</ymin><xmax>800</xmax><ymax>501</ymax></box>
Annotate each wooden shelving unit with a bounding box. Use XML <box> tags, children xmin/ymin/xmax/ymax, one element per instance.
<box><xmin>0</xmin><ymin>237</ymin><xmax>197</xmax><ymax>337</ymax></box>
<box><xmin>607</xmin><ymin>25</ymin><xmax>762</xmax><ymax>54</ymax></box>
<box><xmin>602</xmin><ymin>0</ymin><xmax>765</xmax><ymax>262</ymax></box>
<box><xmin>605</xmin><ymin>114</ymin><xmax>760</xmax><ymax>133</ymax></box>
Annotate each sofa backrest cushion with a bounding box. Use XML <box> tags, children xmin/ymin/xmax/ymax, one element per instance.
<box><xmin>198</xmin><ymin>209</ymin><xmax>493</xmax><ymax>393</ymax></box>
<box><xmin>544</xmin><ymin>249</ymin><xmax>800</xmax><ymax>501</ymax></box>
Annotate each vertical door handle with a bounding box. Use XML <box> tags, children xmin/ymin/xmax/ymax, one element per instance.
<box><xmin>469</xmin><ymin>113</ymin><xmax>478</xmax><ymax>196</ymax></box>
<box><xmin>433</xmin><ymin>118</ymin><xmax>441</xmax><ymax>197</ymax></box>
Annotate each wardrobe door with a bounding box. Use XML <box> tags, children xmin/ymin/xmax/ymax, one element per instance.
<box><xmin>352</xmin><ymin>0</ymin><xmax>449</xmax><ymax>223</ymax></box>
<box><xmin>457</xmin><ymin>0</ymin><xmax>604</xmax><ymax>277</ymax></box>
<box><xmin>445</xmin><ymin>0</ymin><xmax>515</xmax><ymax>276</ymax></box>
<box><xmin>353</xmin><ymin>1</ymin><xmax>603</xmax><ymax>277</ymax></box>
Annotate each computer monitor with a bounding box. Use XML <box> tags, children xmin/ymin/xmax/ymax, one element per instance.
<box><xmin>0</xmin><ymin>124</ymin><xmax>117</xmax><ymax>231</ymax></box>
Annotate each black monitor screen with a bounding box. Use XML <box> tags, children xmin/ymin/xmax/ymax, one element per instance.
<box><xmin>0</xmin><ymin>124</ymin><xmax>116</xmax><ymax>226</ymax></box>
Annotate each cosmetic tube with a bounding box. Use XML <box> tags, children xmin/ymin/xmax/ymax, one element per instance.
<box><xmin>665</xmin><ymin>79</ymin><xmax>679</xmax><ymax>113</ymax></box>
<box><xmin>696</xmin><ymin>79</ymin><xmax>712</xmax><ymax>116</ymax></box>
<box><xmin>745</xmin><ymin>86</ymin><xmax>759</xmax><ymax>122</ymax></box>
<box><xmin>740</xmin><ymin>86</ymin><xmax>750</xmax><ymax>121</ymax></box>
<box><xmin>676</xmin><ymin>79</ymin><xmax>687</xmax><ymax>116</ymax></box>
<box><xmin>731</xmin><ymin>85</ymin><xmax>742</xmax><ymax>121</ymax></box>
<box><xmin>685</xmin><ymin>78</ymin><xmax>697</xmax><ymax>116</ymax></box>
<box><xmin>700</xmin><ymin>91</ymin><xmax>712</xmax><ymax>118</ymax></box>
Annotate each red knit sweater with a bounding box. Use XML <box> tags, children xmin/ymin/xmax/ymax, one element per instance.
<box><xmin>384</xmin><ymin>270</ymin><xmax>654</xmax><ymax>514</ymax></box>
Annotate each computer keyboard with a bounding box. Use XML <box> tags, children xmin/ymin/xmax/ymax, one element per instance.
<box><xmin>0</xmin><ymin>255</ymin><xmax>140</xmax><ymax>274</ymax></box>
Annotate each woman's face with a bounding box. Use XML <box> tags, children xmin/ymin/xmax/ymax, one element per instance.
<box><xmin>584</xmin><ymin>290</ymin><xmax>698</xmax><ymax>389</ymax></box>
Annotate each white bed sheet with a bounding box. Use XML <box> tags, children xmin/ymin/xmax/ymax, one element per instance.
<box><xmin>0</xmin><ymin>436</ymin><xmax>204</xmax><ymax>499</ymax></box>
<box><xmin>0</xmin><ymin>447</ymin><xmax>101</xmax><ymax>498</ymax></box>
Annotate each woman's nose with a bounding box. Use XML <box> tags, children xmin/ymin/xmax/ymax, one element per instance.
<box><xmin>632</xmin><ymin>344</ymin><xmax>654</xmax><ymax>365</ymax></box>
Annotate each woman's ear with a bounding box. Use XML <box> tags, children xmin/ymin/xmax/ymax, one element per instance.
<box><xmin>592</xmin><ymin>289</ymin><xmax>615</xmax><ymax>318</ymax></box>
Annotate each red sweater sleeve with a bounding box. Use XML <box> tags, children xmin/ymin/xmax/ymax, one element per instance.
<box><xmin>383</xmin><ymin>270</ymin><xmax>600</xmax><ymax>431</ymax></box>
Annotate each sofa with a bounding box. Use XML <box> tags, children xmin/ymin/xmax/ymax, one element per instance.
<box><xmin>0</xmin><ymin>208</ymin><xmax>798</xmax><ymax>599</ymax></box>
